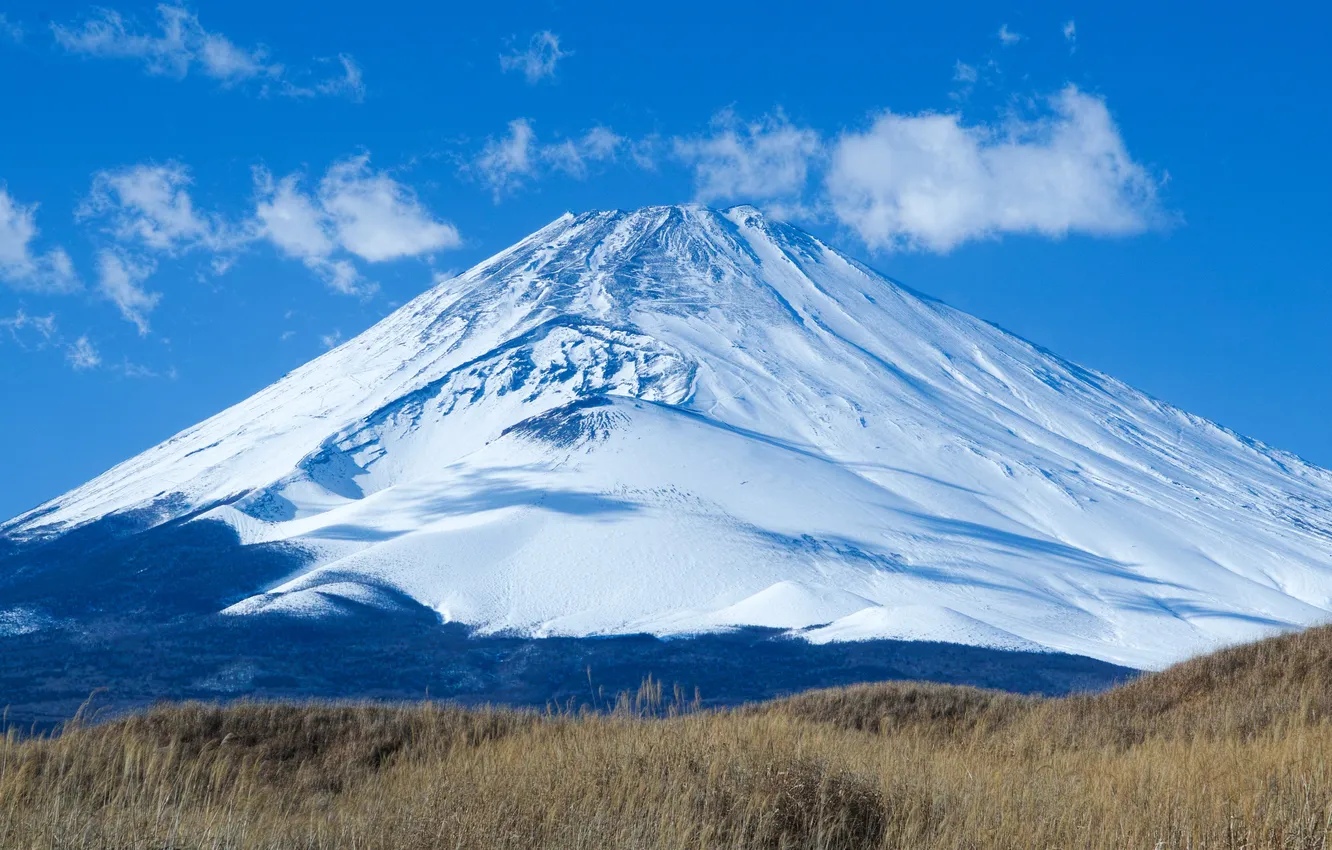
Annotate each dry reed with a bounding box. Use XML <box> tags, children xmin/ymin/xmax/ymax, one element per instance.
<box><xmin>4</xmin><ymin>628</ymin><xmax>1332</xmax><ymax>848</ymax></box>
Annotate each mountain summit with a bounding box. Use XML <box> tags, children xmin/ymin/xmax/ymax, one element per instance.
<box><xmin>5</xmin><ymin>204</ymin><xmax>1332</xmax><ymax>670</ymax></box>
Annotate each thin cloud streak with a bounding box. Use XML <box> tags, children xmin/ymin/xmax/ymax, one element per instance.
<box><xmin>52</xmin><ymin>5</ymin><xmax>363</xmax><ymax>98</ymax></box>
<box><xmin>499</xmin><ymin>31</ymin><xmax>568</xmax><ymax>83</ymax></box>
<box><xmin>0</xmin><ymin>186</ymin><xmax>80</xmax><ymax>294</ymax></box>
<box><xmin>472</xmin><ymin>119</ymin><xmax>625</xmax><ymax>200</ymax></box>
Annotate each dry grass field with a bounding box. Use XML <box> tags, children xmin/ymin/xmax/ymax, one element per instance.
<box><xmin>4</xmin><ymin>625</ymin><xmax>1332</xmax><ymax>849</ymax></box>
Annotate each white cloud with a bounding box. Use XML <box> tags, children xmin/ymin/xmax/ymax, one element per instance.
<box><xmin>472</xmin><ymin>120</ymin><xmax>625</xmax><ymax>198</ymax></box>
<box><xmin>1</xmin><ymin>309</ymin><xmax>57</xmax><ymax>345</ymax></box>
<box><xmin>950</xmin><ymin>61</ymin><xmax>981</xmax><ymax>102</ymax></box>
<box><xmin>252</xmin><ymin>170</ymin><xmax>363</xmax><ymax>294</ymax></box>
<box><xmin>475</xmin><ymin>119</ymin><xmax>538</xmax><ymax>197</ymax></box>
<box><xmin>66</xmin><ymin>335</ymin><xmax>101</xmax><ymax>371</ymax></box>
<box><xmin>314</xmin><ymin>258</ymin><xmax>364</xmax><ymax>296</ymax></box>
<box><xmin>52</xmin><ymin>5</ymin><xmax>362</xmax><ymax>98</ymax></box>
<box><xmin>543</xmin><ymin>127</ymin><xmax>625</xmax><ymax>178</ymax></box>
<box><xmin>316</xmin><ymin>54</ymin><xmax>365</xmax><ymax>101</ymax></box>
<box><xmin>0</xmin><ymin>186</ymin><xmax>80</xmax><ymax>294</ymax></box>
<box><xmin>499</xmin><ymin>31</ymin><xmax>567</xmax><ymax>83</ymax></box>
<box><xmin>252</xmin><ymin>156</ymin><xmax>459</xmax><ymax>294</ymax></box>
<box><xmin>320</xmin><ymin>329</ymin><xmax>342</xmax><ymax>349</ymax></box>
<box><xmin>998</xmin><ymin>24</ymin><xmax>1023</xmax><ymax>46</ymax></box>
<box><xmin>53</xmin><ymin>5</ymin><xmax>279</xmax><ymax>82</ymax></box>
<box><xmin>626</xmin><ymin>135</ymin><xmax>662</xmax><ymax>170</ymax></box>
<box><xmin>0</xmin><ymin>13</ymin><xmax>22</xmax><ymax>42</ymax></box>
<box><xmin>52</xmin><ymin>6</ymin><xmax>190</xmax><ymax>74</ymax></box>
<box><xmin>253</xmin><ymin>170</ymin><xmax>334</xmax><ymax>259</ymax></box>
<box><xmin>81</xmin><ymin>162</ymin><xmax>232</xmax><ymax>254</ymax></box>
<box><xmin>209</xmin><ymin>254</ymin><xmax>237</xmax><ymax>276</ymax></box>
<box><xmin>673</xmin><ymin>111</ymin><xmax>823</xmax><ymax>205</ymax></box>
<box><xmin>539</xmin><ymin>140</ymin><xmax>585</xmax><ymax>177</ymax></box>
<box><xmin>95</xmin><ymin>250</ymin><xmax>161</xmax><ymax>335</ymax></box>
<box><xmin>2</xmin><ymin>310</ymin><xmax>124</xmax><ymax>372</ymax></box>
<box><xmin>79</xmin><ymin>162</ymin><xmax>239</xmax><ymax>328</ymax></box>
<box><xmin>119</xmin><ymin>358</ymin><xmax>160</xmax><ymax>378</ymax></box>
<box><xmin>1064</xmin><ymin>20</ymin><xmax>1077</xmax><ymax>49</ymax></box>
<box><xmin>3</xmin><ymin>311</ymin><xmax>113</xmax><ymax>372</ymax></box>
<box><xmin>825</xmin><ymin>85</ymin><xmax>1163</xmax><ymax>253</ymax></box>
<box><xmin>80</xmin><ymin>153</ymin><xmax>459</xmax><ymax>314</ymax></box>
<box><xmin>319</xmin><ymin>155</ymin><xmax>461</xmax><ymax>263</ymax></box>
<box><xmin>581</xmin><ymin>127</ymin><xmax>624</xmax><ymax>159</ymax></box>
<box><xmin>198</xmin><ymin>31</ymin><xmax>277</xmax><ymax>82</ymax></box>
<box><xmin>282</xmin><ymin>54</ymin><xmax>367</xmax><ymax>101</ymax></box>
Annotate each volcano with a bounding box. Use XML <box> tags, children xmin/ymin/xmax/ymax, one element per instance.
<box><xmin>4</xmin><ymin>205</ymin><xmax>1332</xmax><ymax>686</ymax></box>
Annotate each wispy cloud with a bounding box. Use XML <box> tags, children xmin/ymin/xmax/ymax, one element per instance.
<box><xmin>0</xmin><ymin>309</ymin><xmax>58</xmax><ymax>346</ymax></box>
<box><xmin>2</xmin><ymin>292</ymin><xmax>177</xmax><ymax>377</ymax></box>
<box><xmin>253</xmin><ymin>171</ymin><xmax>335</xmax><ymax>260</ymax></box>
<box><xmin>469</xmin><ymin>80</ymin><xmax>1164</xmax><ymax>256</ymax></box>
<box><xmin>646</xmin><ymin>83</ymin><xmax>1164</xmax><ymax>252</ymax></box>
<box><xmin>119</xmin><ymin>358</ymin><xmax>162</xmax><ymax>378</ymax></box>
<box><xmin>74</xmin><ymin>152</ymin><xmax>459</xmax><ymax>312</ymax></box>
<box><xmin>499</xmin><ymin>31</ymin><xmax>568</xmax><ymax>83</ymax></box>
<box><xmin>254</xmin><ymin>154</ymin><xmax>461</xmax><ymax>294</ymax></box>
<box><xmin>472</xmin><ymin>120</ymin><xmax>625</xmax><ymax>199</ymax></box>
<box><xmin>77</xmin><ymin>162</ymin><xmax>234</xmax><ymax>331</ymax></box>
<box><xmin>997</xmin><ymin>24</ymin><xmax>1023</xmax><ymax>46</ymax></box>
<box><xmin>53</xmin><ymin>5</ymin><xmax>279</xmax><ymax>81</ymax></box>
<box><xmin>94</xmin><ymin>250</ymin><xmax>160</xmax><ymax>335</ymax></box>
<box><xmin>317</xmin><ymin>54</ymin><xmax>365</xmax><ymax>100</ymax></box>
<box><xmin>950</xmin><ymin>60</ymin><xmax>982</xmax><ymax>102</ymax></box>
<box><xmin>285</xmin><ymin>54</ymin><xmax>366</xmax><ymax>101</ymax></box>
<box><xmin>1064</xmin><ymin>20</ymin><xmax>1077</xmax><ymax>51</ymax></box>
<box><xmin>0</xmin><ymin>186</ymin><xmax>80</xmax><ymax>294</ymax></box>
<box><xmin>80</xmin><ymin>162</ymin><xmax>235</xmax><ymax>254</ymax></box>
<box><xmin>3</xmin><ymin>311</ymin><xmax>147</xmax><ymax>374</ymax></box>
<box><xmin>825</xmin><ymin>86</ymin><xmax>1164</xmax><ymax>252</ymax></box>
<box><xmin>66</xmin><ymin>335</ymin><xmax>101</xmax><ymax>371</ymax></box>
<box><xmin>0</xmin><ymin>13</ymin><xmax>22</xmax><ymax>42</ymax></box>
<box><xmin>52</xmin><ymin>5</ymin><xmax>363</xmax><ymax>98</ymax></box>
<box><xmin>673</xmin><ymin>110</ymin><xmax>823</xmax><ymax>209</ymax></box>
<box><xmin>474</xmin><ymin>119</ymin><xmax>538</xmax><ymax>197</ymax></box>
<box><xmin>318</xmin><ymin>155</ymin><xmax>460</xmax><ymax>262</ymax></box>
<box><xmin>320</xmin><ymin>329</ymin><xmax>342</xmax><ymax>349</ymax></box>
<box><xmin>543</xmin><ymin>126</ymin><xmax>625</xmax><ymax>178</ymax></box>
<box><xmin>1</xmin><ymin>309</ymin><xmax>119</xmax><ymax>374</ymax></box>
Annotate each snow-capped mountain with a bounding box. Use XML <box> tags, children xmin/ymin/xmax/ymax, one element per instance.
<box><xmin>5</xmin><ymin>204</ymin><xmax>1332</xmax><ymax>671</ymax></box>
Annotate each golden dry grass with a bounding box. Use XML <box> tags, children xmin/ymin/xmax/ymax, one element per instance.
<box><xmin>4</xmin><ymin>626</ymin><xmax>1332</xmax><ymax>848</ymax></box>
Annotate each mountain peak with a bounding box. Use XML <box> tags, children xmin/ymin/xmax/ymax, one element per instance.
<box><xmin>5</xmin><ymin>208</ymin><xmax>1332</xmax><ymax>670</ymax></box>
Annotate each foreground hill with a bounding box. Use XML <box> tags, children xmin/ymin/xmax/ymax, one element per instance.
<box><xmin>4</xmin><ymin>624</ymin><xmax>1332</xmax><ymax>848</ymax></box>
<box><xmin>4</xmin><ymin>204</ymin><xmax>1332</xmax><ymax>677</ymax></box>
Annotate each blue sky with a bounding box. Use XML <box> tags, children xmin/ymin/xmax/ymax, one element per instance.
<box><xmin>0</xmin><ymin>0</ymin><xmax>1328</xmax><ymax>521</ymax></box>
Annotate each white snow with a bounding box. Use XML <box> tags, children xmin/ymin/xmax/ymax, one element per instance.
<box><xmin>5</xmin><ymin>204</ymin><xmax>1332</xmax><ymax>670</ymax></box>
<box><xmin>800</xmin><ymin>605</ymin><xmax>1047</xmax><ymax>653</ymax></box>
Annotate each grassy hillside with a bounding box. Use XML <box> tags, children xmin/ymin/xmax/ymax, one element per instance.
<box><xmin>4</xmin><ymin>626</ymin><xmax>1332</xmax><ymax>848</ymax></box>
